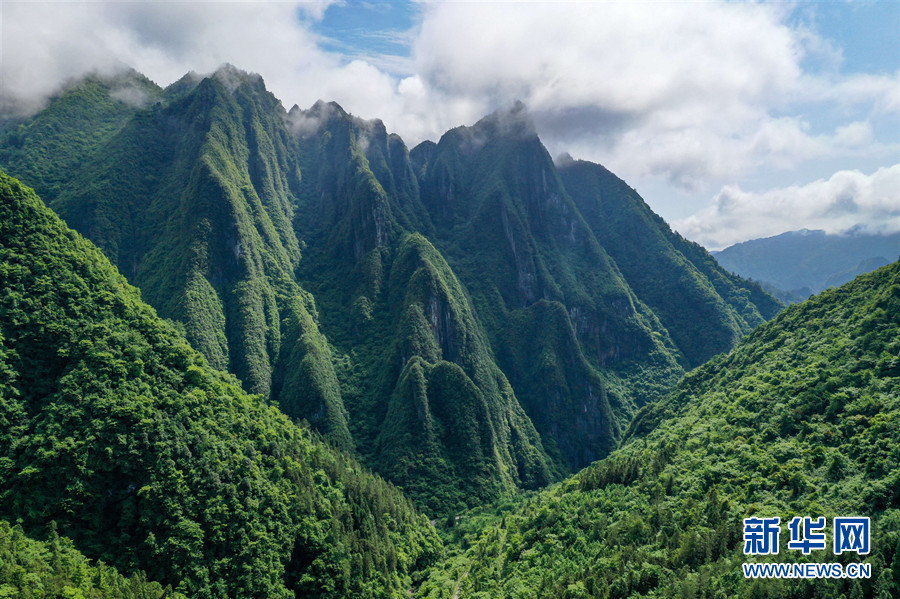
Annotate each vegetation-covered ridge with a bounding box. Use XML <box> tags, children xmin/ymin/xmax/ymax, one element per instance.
<box><xmin>558</xmin><ymin>157</ymin><xmax>782</xmax><ymax>368</ymax></box>
<box><xmin>408</xmin><ymin>105</ymin><xmax>777</xmax><ymax>471</ymax></box>
<box><xmin>419</xmin><ymin>260</ymin><xmax>900</xmax><ymax>598</ymax></box>
<box><xmin>0</xmin><ymin>65</ymin><xmax>780</xmax><ymax>514</ymax></box>
<box><xmin>291</xmin><ymin>101</ymin><xmax>557</xmax><ymax>514</ymax></box>
<box><xmin>0</xmin><ymin>172</ymin><xmax>441</xmax><ymax>598</ymax></box>
<box><xmin>1</xmin><ymin>65</ymin><xmax>354</xmax><ymax>450</ymax></box>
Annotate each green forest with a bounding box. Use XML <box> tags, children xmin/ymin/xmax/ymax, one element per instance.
<box><xmin>0</xmin><ymin>172</ymin><xmax>439</xmax><ymax>597</ymax></box>
<box><xmin>0</xmin><ymin>66</ymin><xmax>896</xmax><ymax>598</ymax></box>
<box><xmin>417</xmin><ymin>260</ymin><xmax>900</xmax><ymax>599</ymax></box>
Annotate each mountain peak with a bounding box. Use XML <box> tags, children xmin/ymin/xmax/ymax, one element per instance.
<box><xmin>472</xmin><ymin>100</ymin><xmax>537</xmax><ymax>140</ymax></box>
<box><xmin>554</xmin><ymin>152</ymin><xmax>576</xmax><ymax>167</ymax></box>
<box><xmin>287</xmin><ymin>99</ymin><xmax>347</xmax><ymax>136</ymax></box>
<box><xmin>211</xmin><ymin>63</ymin><xmax>264</xmax><ymax>92</ymax></box>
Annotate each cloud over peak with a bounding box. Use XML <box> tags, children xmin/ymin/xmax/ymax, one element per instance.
<box><xmin>1</xmin><ymin>1</ymin><xmax>897</xmax><ymax>246</ymax></box>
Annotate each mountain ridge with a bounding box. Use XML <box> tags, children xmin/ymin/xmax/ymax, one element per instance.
<box><xmin>419</xmin><ymin>259</ymin><xmax>900</xmax><ymax>598</ymax></box>
<box><xmin>0</xmin><ymin>171</ymin><xmax>441</xmax><ymax>597</ymax></box>
<box><xmin>0</xmin><ymin>65</ymin><xmax>782</xmax><ymax>513</ymax></box>
<box><xmin>713</xmin><ymin>228</ymin><xmax>900</xmax><ymax>302</ymax></box>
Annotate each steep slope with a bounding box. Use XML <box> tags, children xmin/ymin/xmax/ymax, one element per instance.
<box><xmin>713</xmin><ymin>229</ymin><xmax>900</xmax><ymax>300</ymax></box>
<box><xmin>0</xmin><ymin>68</ymin><xmax>781</xmax><ymax>513</ymax></box>
<box><xmin>291</xmin><ymin>103</ymin><xmax>555</xmax><ymax>513</ymax></box>
<box><xmin>420</xmin><ymin>261</ymin><xmax>900</xmax><ymax>598</ymax></box>
<box><xmin>0</xmin><ymin>66</ymin><xmax>353</xmax><ymax>448</ymax></box>
<box><xmin>0</xmin><ymin>172</ymin><xmax>440</xmax><ymax>598</ymax></box>
<box><xmin>0</xmin><ymin>70</ymin><xmax>161</xmax><ymax>206</ymax></box>
<box><xmin>411</xmin><ymin>105</ymin><xmax>685</xmax><ymax>469</ymax></box>
<box><xmin>558</xmin><ymin>156</ymin><xmax>782</xmax><ymax>368</ymax></box>
<box><xmin>0</xmin><ymin>71</ymin><xmax>556</xmax><ymax>514</ymax></box>
<box><xmin>0</xmin><ymin>520</ymin><xmax>185</xmax><ymax>598</ymax></box>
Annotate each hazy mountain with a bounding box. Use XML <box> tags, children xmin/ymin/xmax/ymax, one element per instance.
<box><xmin>713</xmin><ymin>228</ymin><xmax>900</xmax><ymax>301</ymax></box>
<box><xmin>420</xmin><ymin>260</ymin><xmax>900</xmax><ymax>598</ymax></box>
<box><xmin>0</xmin><ymin>66</ymin><xmax>780</xmax><ymax>514</ymax></box>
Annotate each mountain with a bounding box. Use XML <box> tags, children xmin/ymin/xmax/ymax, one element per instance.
<box><xmin>287</xmin><ymin>100</ymin><xmax>558</xmax><ymax>513</ymax></box>
<box><xmin>0</xmin><ymin>66</ymin><xmax>781</xmax><ymax>513</ymax></box>
<box><xmin>713</xmin><ymin>229</ymin><xmax>900</xmax><ymax>301</ymax></box>
<box><xmin>557</xmin><ymin>157</ymin><xmax>782</xmax><ymax>368</ymax></box>
<box><xmin>1</xmin><ymin>68</ymin><xmax>355</xmax><ymax>453</ymax></box>
<box><xmin>418</xmin><ymin>260</ymin><xmax>900</xmax><ymax>598</ymax></box>
<box><xmin>0</xmin><ymin>172</ymin><xmax>440</xmax><ymax>597</ymax></box>
<box><xmin>408</xmin><ymin>107</ymin><xmax>678</xmax><ymax>470</ymax></box>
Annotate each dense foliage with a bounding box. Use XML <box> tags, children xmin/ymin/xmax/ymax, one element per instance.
<box><xmin>408</xmin><ymin>106</ymin><xmax>782</xmax><ymax>473</ymax></box>
<box><xmin>418</xmin><ymin>261</ymin><xmax>900</xmax><ymax>598</ymax></box>
<box><xmin>408</xmin><ymin>107</ymin><xmax>682</xmax><ymax>471</ymax></box>
<box><xmin>559</xmin><ymin>158</ymin><xmax>782</xmax><ymax>368</ymax></box>
<box><xmin>2</xmin><ymin>67</ymin><xmax>353</xmax><ymax>450</ymax></box>
<box><xmin>0</xmin><ymin>71</ymin><xmax>160</xmax><ymax>207</ymax></box>
<box><xmin>0</xmin><ymin>519</ymin><xmax>185</xmax><ymax>599</ymax></box>
<box><xmin>0</xmin><ymin>66</ymin><xmax>780</xmax><ymax>514</ymax></box>
<box><xmin>289</xmin><ymin>104</ymin><xmax>557</xmax><ymax>513</ymax></box>
<box><xmin>0</xmin><ymin>172</ymin><xmax>440</xmax><ymax>598</ymax></box>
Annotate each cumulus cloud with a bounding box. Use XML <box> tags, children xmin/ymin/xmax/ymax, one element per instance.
<box><xmin>409</xmin><ymin>2</ymin><xmax>899</xmax><ymax>190</ymax></box>
<box><xmin>674</xmin><ymin>165</ymin><xmax>900</xmax><ymax>250</ymax></box>
<box><xmin>1</xmin><ymin>2</ymin><xmax>323</xmax><ymax>113</ymax></box>
<box><xmin>0</xmin><ymin>0</ymin><xmax>897</xmax><ymax>239</ymax></box>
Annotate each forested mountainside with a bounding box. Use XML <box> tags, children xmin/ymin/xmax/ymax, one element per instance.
<box><xmin>0</xmin><ymin>172</ymin><xmax>440</xmax><ymax>598</ymax></box>
<box><xmin>713</xmin><ymin>229</ymin><xmax>900</xmax><ymax>302</ymax></box>
<box><xmin>0</xmin><ymin>66</ymin><xmax>780</xmax><ymax>513</ymax></box>
<box><xmin>418</xmin><ymin>261</ymin><xmax>900</xmax><ymax>599</ymax></box>
<box><xmin>0</xmin><ymin>519</ymin><xmax>187</xmax><ymax>599</ymax></box>
<box><xmin>557</xmin><ymin>157</ymin><xmax>782</xmax><ymax>367</ymax></box>
<box><xmin>290</xmin><ymin>100</ymin><xmax>557</xmax><ymax>512</ymax></box>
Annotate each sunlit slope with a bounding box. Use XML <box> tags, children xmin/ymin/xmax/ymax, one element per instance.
<box><xmin>420</xmin><ymin>261</ymin><xmax>900</xmax><ymax>598</ymax></box>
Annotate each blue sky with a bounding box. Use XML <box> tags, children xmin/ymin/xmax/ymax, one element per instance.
<box><xmin>312</xmin><ymin>1</ymin><xmax>420</xmax><ymax>69</ymax></box>
<box><xmin>3</xmin><ymin>0</ymin><xmax>899</xmax><ymax>248</ymax></box>
<box><xmin>794</xmin><ymin>1</ymin><xmax>899</xmax><ymax>74</ymax></box>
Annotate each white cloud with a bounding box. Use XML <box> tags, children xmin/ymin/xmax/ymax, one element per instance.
<box><xmin>802</xmin><ymin>71</ymin><xmax>900</xmax><ymax>114</ymax></box>
<box><xmin>0</xmin><ymin>0</ymin><xmax>897</xmax><ymax>239</ymax></box>
<box><xmin>747</xmin><ymin>118</ymin><xmax>876</xmax><ymax>169</ymax></box>
<box><xmin>674</xmin><ymin>165</ymin><xmax>900</xmax><ymax>250</ymax></box>
<box><xmin>0</xmin><ymin>1</ymin><xmax>449</xmax><ymax>140</ymax></box>
<box><xmin>0</xmin><ymin>2</ymin><xmax>332</xmax><ymax>113</ymax></box>
<box><xmin>406</xmin><ymin>2</ymin><xmax>899</xmax><ymax>190</ymax></box>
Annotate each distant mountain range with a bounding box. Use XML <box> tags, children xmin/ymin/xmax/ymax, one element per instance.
<box><xmin>713</xmin><ymin>229</ymin><xmax>900</xmax><ymax>302</ymax></box>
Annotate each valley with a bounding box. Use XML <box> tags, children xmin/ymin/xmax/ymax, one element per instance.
<box><xmin>0</xmin><ymin>66</ymin><xmax>896</xmax><ymax>598</ymax></box>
